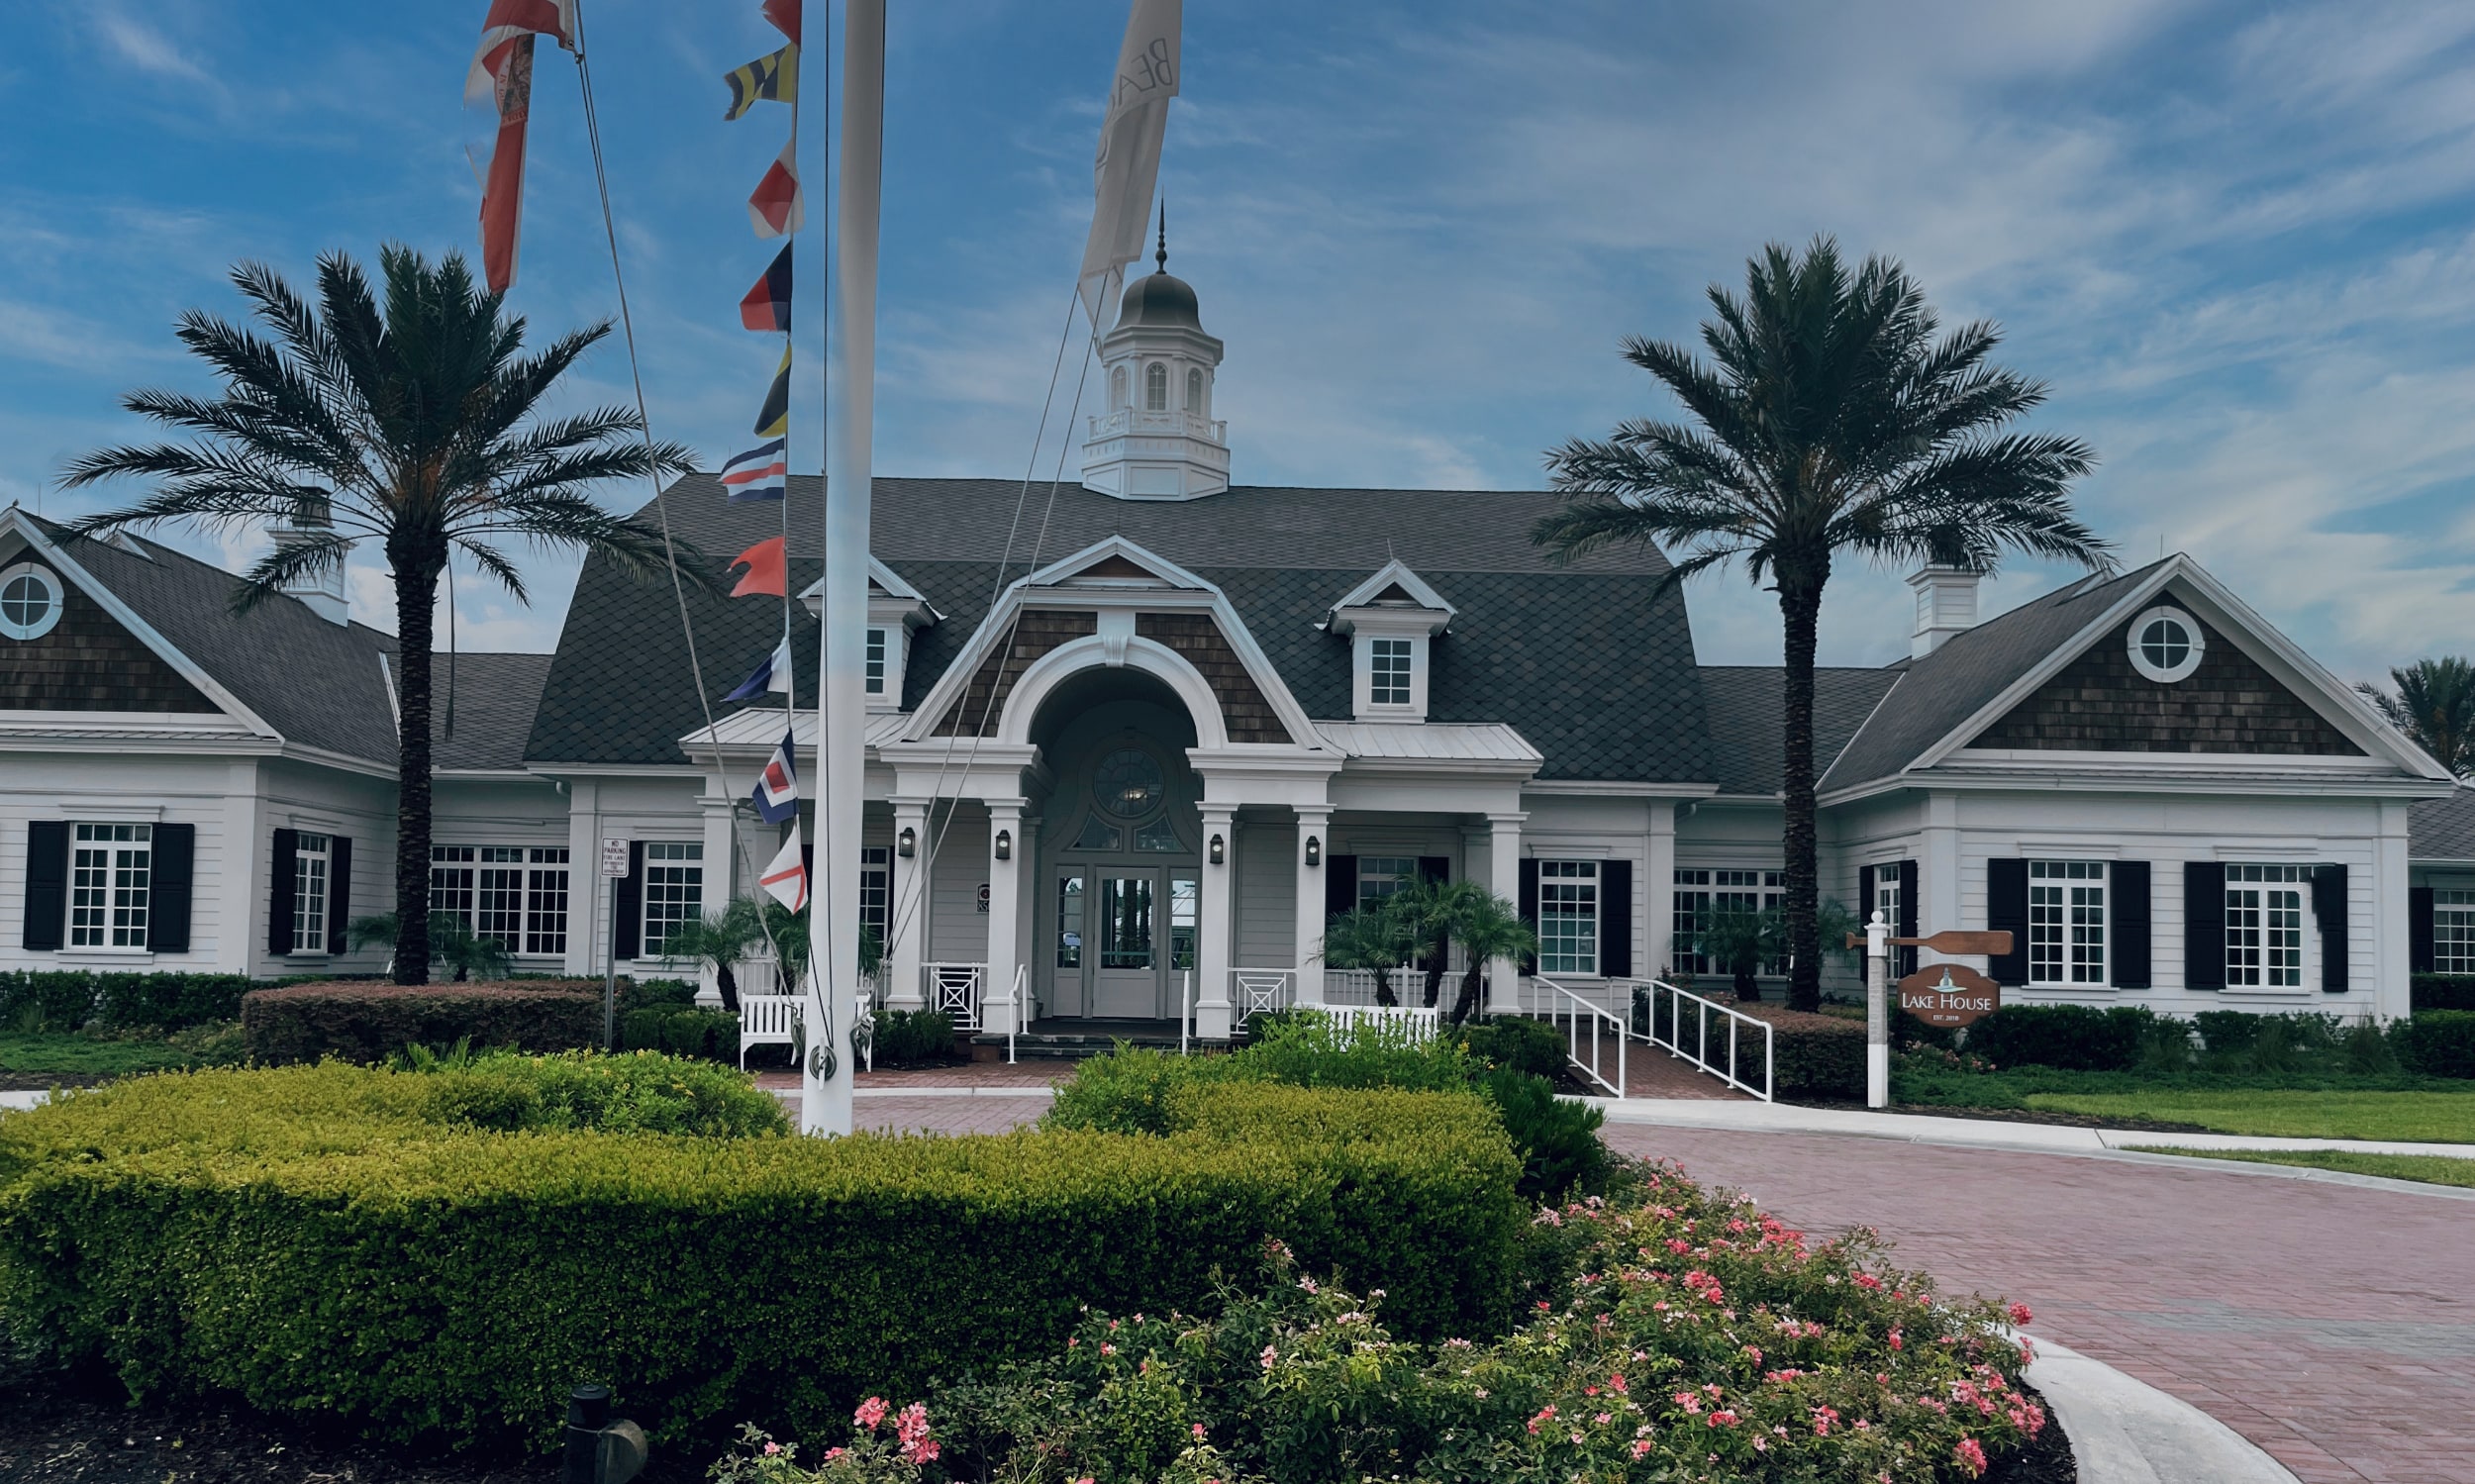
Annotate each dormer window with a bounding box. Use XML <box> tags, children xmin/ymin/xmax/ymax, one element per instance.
<box><xmin>1328</xmin><ymin>560</ymin><xmax>1454</xmax><ymax>723</ymax></box>
<box><xmin>1145</xmin><ymin>361</ymin><xmax>1168</xmax><ymax>411</ymax></box>
<box><xmin>864</xmin><ymin>628</ymin><xmax>888</xmax><ymax>696</ymax></box>
<box><xmin>1370</xmin><ymin>639</ymin><xmax>1413</xmax><ymax>707</ymax></box>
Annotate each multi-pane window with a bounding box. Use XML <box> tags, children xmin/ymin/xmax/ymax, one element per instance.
<box><xmin>1185</xmin><ymin>366</ymin><xmax>1205</xmax><ymax>413</ymax></box>
<box><xmin>1357</xmin><ymin>855</ymin><xmax>1419</xmax><ymax>911</ymax></box>
<box><xmin>1056</xmin><ymin>874</ymin><xmax>1085</xmax><ymax>969</ymax></box>
<box><xmin>2227</xmin><ymin>864</ymin><xmax>2308</xmax><ymax>989</ymax></box>
<box><xmin>292</xmin><ymin>832</ymin><xmax>331</xmax><ymax>953</ymax></box>
<box><xmin>433</xmin><ymin>845</ymin><xmax>568</xmax><ymax>955</ymax></box>
<box><xmin>1369</xmin><ymin>639</ymin><xmax>1412</xmax><ymax>706</ymax></box>
<box><xmin>1169</xmin><ymin>875</ymin><xmax>1199</xmax><ymax>971</ymax></box>
<box><xmin>2435</xmin><ymin>889</ymin><xmax>2475</xmax><ymax>975</ymax></box>
<box><xmin>642</xmin><ymin>842</ymin><xmax>704</xmax><ymax>957</ymax></box>
<box><xmin>859</xmin><ymin>845</ymin><xmax>890</xmax><ymax>946</ymax></box>
<box><xmin>1144</xmin><ymin>361</ymin><xmax>1168</xmax><ymax>411</ymax></box>
<box><xmin>864</xmin><ymin>628</ymin><xmax>888</xmax><ymax>696</ymax></box>
<box><xmin>1670</xmin><ymin>868</ymin><xmax>1782</xmax><ymax>975</ymax></box>
<box><xmin>1537</xmin><ymin>859</ymin><xmax>1600</xmax><ymax>975</ymax></box>
<box><xmin>2028</xmin><ymin>861</ymin><xmax>2108</xmax><ymax>986</ymax></box>
<box><xmin>68</xmin><ymin>823</ymin><xmax>151</xmax><ymax>948</ymax></box>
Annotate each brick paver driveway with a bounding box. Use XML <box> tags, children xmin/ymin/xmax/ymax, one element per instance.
<box><xmin>1603</xmin><ymin>1126</ymin><xmax>2475</xmax><ymax>1484</ymax></box>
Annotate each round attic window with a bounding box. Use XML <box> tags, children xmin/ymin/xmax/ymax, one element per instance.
<box><xmin>0</xmin><ymin>562</ymin><xmax>61</xmax><ymax>642</ymax></box>
<box><xmin>2127</xmin><ymin>605</ymin><xmax>2204</xmax><ymax>683</ymax></box>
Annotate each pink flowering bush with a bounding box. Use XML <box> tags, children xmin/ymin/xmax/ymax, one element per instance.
<box><xmin>718</xmin><ymin>1157</ymin><xmax>2047</xmax><ymax>1483</ymax></box>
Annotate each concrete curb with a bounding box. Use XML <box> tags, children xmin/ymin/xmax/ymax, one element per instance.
<box><xmin>2025</xmin><ymin>1335</ymin><xmax>2299</xmax><ymax>1484</ymax></box>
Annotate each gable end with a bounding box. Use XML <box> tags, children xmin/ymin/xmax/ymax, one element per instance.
<box><xmin>0</xmin><ymin>571</ymin><xmax>219</xmax><ymax>714</ymax></box>
<box><xmin>1971</xmin><ymin>610</ymin><xmax>2362</xmax><ymax>755</ymax></box>
<box><xmin>1136</xmin><ymin>611</ymin><xmax>1294</xmax><ymax>744</ymax></box>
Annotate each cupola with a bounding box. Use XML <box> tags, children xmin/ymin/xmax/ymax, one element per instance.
<box><xmin>1081</xmin><ymin>210</ymin><xmax>1230</xmax><ymax>501</ymax></box>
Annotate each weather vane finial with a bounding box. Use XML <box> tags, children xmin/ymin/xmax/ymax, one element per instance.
<box><xmin>1156</xmin><ymin>199</ymin><xmax>1168</xmax><ymax>272</ymax></box>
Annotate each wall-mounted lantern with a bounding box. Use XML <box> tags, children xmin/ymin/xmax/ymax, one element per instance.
<box><xmin>1304</xmin><ymin>834</ymin><xmax>1322</xmax><ymax>868</ymax></box>
<box><xmin>994</xmin><ymin>829</ymin><xmax>1012</xmax><ymax>861</ymax></box>
<box><xmin>897</xmin><ymin>826</ymin><xmax>917</xmax><ymax>858</ymax></box>
<box><xmin>1209</xmin><ymin>834</ymin><xmax>1226</xmax><ymax>866</ymax></box>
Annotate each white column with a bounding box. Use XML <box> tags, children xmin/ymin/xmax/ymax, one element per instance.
<box><xmin>219</xmin><ymin>760</ymin><xmax>264</xmax><ymax>976</ymax></box>
<box><xmin>563</xmin><ymin>779</ymin><xmax>600</xmax><ymax>977</ymax></box>
<box><xmin>1924</xmin><ymin>790</ymin><xmax>1963</xmax><ymax>961</ymax></box>
<box><xmin>697</xmin><ymin>784</ymin><xmax>738</xmax><ymax>1006</ymax></box>
<box><xmin>1646</xmin><ymin>801</ymin><xmax>1677</xmax><ymax>984</ymax></box>
<box><xmin>1486</xmin><ymin>811</ymin><xmax>1527</xmax><ymax>1015</ymax></box>
<box><xmin>1196</xmin><ymin>803</ymin><xmax>1238</xmax><ymax>1040</ymax></box>
<box><xmin>1293</xmin><ymin>805</ymin><xmax>1333</xmax><ymax>1006</ymax></box>
<box><xmin>984</xmin><ymin>797</ymin><xmax>1026</xmax><ymax>1034</ymax></box>
<box><xmin>886</xmin><ymin>796</ymin><xmax>931</xmax><ymax>1009</ymax></box>
<box><xmin>1015</xmin><ymin>815</ymin><xmax>1042</xmax><ymax>1018</ymax></box>
<box><xmin>2376</xmin><ymin>799</ymin><xmax>2411</xmax><ymax>1021</ymax></box>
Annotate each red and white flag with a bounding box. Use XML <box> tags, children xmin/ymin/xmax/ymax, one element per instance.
<box><xmin>748</xmin><ymin>136</ymin><xmax>805</xmax><ymax>239</ymax></box>
<box><xmin>467</xmin><ymin>0</ymin><xmax>576</xmax><ymax>294</ymax></box>
<box><xmin>759</xmin><ymin>823</ymin><xmax>809</xmax><ymax>913</ymax></box>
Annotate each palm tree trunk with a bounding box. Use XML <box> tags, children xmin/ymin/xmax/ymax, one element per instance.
<box><xmin>1449</xmin><ymin>962</ymin><xmax>1484</xmax><ymax>1027</ymax></box>
<box><xmin>391</xmin><ymin>544</ymin><xmax>446</xmax><ymax>986</ymax></box>
<box><xmin>1374</xmin><ymin>965</ymin><xmax>1398</xmax><ymax>1008</ymax></box>
<box><xmin>716</xmin><ymin>961</ymin><xmax>742</xmax><ymax>1014</ymax></box>
<box><xmin>1778</xmin><ymin>568</ymin><xmax>1827</xmax><ymax>1013</ymax></box>
<box><xmin>1423</xmin><ymin>934</ymin><xmax>1447</xmax><ymax>1007</ymax></box>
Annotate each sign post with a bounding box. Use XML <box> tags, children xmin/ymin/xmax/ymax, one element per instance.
<box><xmin>1865</xmin><ymin>910</ymin><xmax>1891</xmax><ymax>1108</ymax></box>
<box><xmin>600</xmin><ymin>838</ymin><xmax>630</xmax><ymax>1051</ymax></box>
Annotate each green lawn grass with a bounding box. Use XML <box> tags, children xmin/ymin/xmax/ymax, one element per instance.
<box><xmin>0</xmin><ymin>1032</ymin><xmax>200</xmax><ymax>1077</ymax></box>
<box><xmin>2125</xmin><ymin>1145</ymin><xmax>2475</xmax><ymax>1188</ymax></box>
<box><xmin>2025</xmin><ymin>1087</ymin><xmax>2475</xmax><ymax>1142</ymax></box>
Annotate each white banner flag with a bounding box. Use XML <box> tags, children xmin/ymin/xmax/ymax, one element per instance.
<box><xmin>1076</xmin><ymin>0</ymin><xmax>1180</xmax><ymax>331</ymax></box>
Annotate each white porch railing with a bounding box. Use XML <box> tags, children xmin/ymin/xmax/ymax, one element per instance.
<box><xmin>922</xmin><ymin>961</ymin><xmax>985</xmax><ymax>1030</ymax></box>
<box><xmin>1231</xmin><ymin>967</ymin><xmax>1293</xmax><ymax>1024</ymax></box>
<box><xmin>1319</xmin><ymin>965</ymin><xmax>1424</xmax><ymax>1008</ymax></box>
<box><xmin>1320</xmin><ymin>1004</ymin><xmax>1440</xmax><ymax>1041</ymax></box>
<box><xmin>1624</xmin><ymin>978</ymin><xmax>1773</xmax><ymax>1102</ymax></box>
<box><xmin>1534</xmin><ymin>975</ymin><xmax>1629</xmax><ymax>1098</ymax></box>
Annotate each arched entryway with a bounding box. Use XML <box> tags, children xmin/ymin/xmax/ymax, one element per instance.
<box><xmin>1027</xmin><ymin>667</ymin><xmax>1202</xmax><ymax>1020</ymax></box>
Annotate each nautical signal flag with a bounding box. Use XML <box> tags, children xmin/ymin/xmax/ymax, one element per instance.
<box><xmin>464</xmin><ymin>0</ymin><xmax>575</xmax><ymax>104</ymax></box>
<box><xmin>740</xmin><ymin>244</ymin><xmax>793</xmax><ymax>332</ymax></box>
<box><xmin>730</xmin><ymin>536</ymin><xmax>788</xmax><ymax>598</ymax></box>
<box><xmin>465</xmin><ymin>0</ymin><xmax>576</xmax><ymax>294</ymax></box>
<box><xmin>759</xmin><ymin>823</ymin><xmax>809</xmax><ymax>913</ymax></box>
<box><xmin>752</xmin><ymin>731</ymin><xmax>800</xmax><ymax>824</ymax></box>
<box><xmin>721</xmin><ymin>438</ymin><xmax>788</xmax><ymax>502</ymax></box>
<box><xmin>724</xmin><ymin>45</ymin><xmax>799</xmax><ymax>120</ymax></box>
<box><xmin>761</xmin><ymin>0</ymin><xmax>801</xmax><ymax>45</ymax></box>
<box><xmin>753</xmin><ymin>341</ymin><xmax>792</xmax><ymax>437</ymax></box>
<box><xmin>725</xmin><ymin>639</ymin><xmax>792</xmax><ymax>701</ymax></box>
<box><xmin>748</xmin><ymin>137</ymin><xmax>804</xmax><ymax>239</ymax></box>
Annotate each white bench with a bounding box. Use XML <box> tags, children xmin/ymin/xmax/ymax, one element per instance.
<box><xmin>738</xmin><ymin>994</ymin><xmax>804</xmax><ymax>1069</ymax></box>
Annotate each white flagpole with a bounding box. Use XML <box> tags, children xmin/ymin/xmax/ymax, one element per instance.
<box><xmin>806</xmin><ymin>0</ymin><xmax>884</xmax><ymax>1136</ymax></box>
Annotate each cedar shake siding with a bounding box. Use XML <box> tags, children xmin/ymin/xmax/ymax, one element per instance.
<box><xmin>1136</xmin><ymin>611</ymin><xmax>1293</xmax><ymax>744</ymax></box>
<box><xmin>0</xmin><ymin>580</ymin><xmax>218</xmax><ymax>713</ymax></box>
<box><xmin>934</xmin><ymin>609</ymin><xmax>1099</xmax><ymax>736</ymax></box>
<box><xmin>1972</xmin><ymin>613</ymin><xmax>2362</xmax><ymax>755</ymax></box>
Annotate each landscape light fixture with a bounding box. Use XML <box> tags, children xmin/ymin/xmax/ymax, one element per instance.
<box><xmin>897</xmin><ymin>826</ymin><xmax>916</xmax><ymax>858</ymax></box>
<box><xmin>1304</xmin><ymin>835</ymin><xmax>1322</xmax><ymax>867</ymax></box>
<box><xmin>994</xmin><ymin>828</ymin><xmax>1012</xmax><ymax>861</ymax></box>
<box><xmin>1209</xmin><ymin>834</ymin><xmax>1226</xmax><ymax>866</ymax></box>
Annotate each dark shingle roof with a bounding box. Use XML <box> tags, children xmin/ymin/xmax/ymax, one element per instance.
<box><xmin>2412</xmin><ymin>787</ymin><xmax>2475</xmax><ymax>861</ymax></box>
<box><xmin>527</xmin><ymin>476</ymin><xmax>1715</xmax><ymax>781</ymax></box>
<box><xmin>1700</xmin><ymin>665</ymin><xmax>1906</xmax><ymax>797</ymax></box>
<box><xmin>431</xmin><ymin>651</ymin><xmax>554</xmax><ymax>772</ymax></box>
<box><xmin>37</xmin><ymin>521</ymin><xmax>405</xmax><ymax>767</ymax></box>
<box><xmin>1819</xmin><ymin>561</ymin><xmax>2168</xmax><ymax>793</ymax></box>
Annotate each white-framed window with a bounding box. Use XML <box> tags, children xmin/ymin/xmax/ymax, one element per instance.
<box><xmin>1110</xmin><ymin>365</ymin><xmax>1128</xmax><ymax>410</ymax></box>
<box><xmin>0</xmin><ymin>561</ymin><xmax>64</xmax><ymax>642</ymax></box>
<box><xmin>2227</xmin><ymin>864</ymin><xmax>2308</xmax><ymax>989</ymax></box>
<box><xmin>1872</xmin><ymin>868</ymin><xmax>1903</xmax><ymax>934</ymax></box>
<box><xmin>859</xmin><ymin>845</ymin><xmax>890</xmax><ymax>947</ymax></box>
<box><xmin>2435</xmin><ymin>888</ymin><xmax>2475</xmax><ymax>975</ymax></box>
<box><xmin>1670</xmin><ymin>867</ymin><xmax>1782</xmax><ymax>975</ymax></box>
<box><xmin>1185</xmin><ymin>366</ymin><xmax>1205</xmax><ymax>413</ymax></box>
<box><xmin>2127</xmin><ymin>605</ymin><xmax>2205</xmax><ymax>683</ymax></box>
<box><xmin>642</xmin><ymin>842</ymin><xmax>703</xmax><ymax>956</ymax></box>
<box><xmin>292</xmin><ymin>832</ymin><xmax>331</xmax><ymax>953</ymax></box>
<box><xmin>1369</xmin><ymin>638</ymin><xmax>1412</xmax><ymax>707</ymax></box>
<box><xmin>68</xmin><ymin>823</ymin><xmax>151</xmax><ymax>948</ymax></box>
<box><xmin>2028</xmin><ymin>860</ymin><xmax>2107</xmax><ymax>986</ymax></box>
<box><xmin>864</xmin><ymin>628</ymin><xmax>888</xmax><ymax>696</ymax></box>
<box><xmin>433</xmin><ymin>844</ymin><xmax>570</xmax><ymax>955</ymax></box>
<box><xmin>524</xmin><ymin>848</ymin><xmax>570</xmax><ymax>955</ymax></box>
<box><xmin>1357</xmin><ymin>855</ymin><xmax>1419</xmax><ymax>911</ymax></box>
<box><xmin>1144</xmin><ymin>361</ymin><xmax>1168</xmax><ymax>411</ymax></box>
<box><xmin>1538</xmin><ymin>859</ymin><xmax>1600</xmax><ymax>975</ymax></box>
<box><xmin>476</xmin><ymin>845</ymin><xmax>525</xmax><ymax>945</ymax></box>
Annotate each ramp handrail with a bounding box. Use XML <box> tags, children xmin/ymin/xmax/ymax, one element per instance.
<box><xmin>1624</xmin><ymin>978</ymin><xmax>1773</xmax><ymax>1102</ymax></box>
<box><xmin>1534</xmin><ymin>974</ymin><xmax>1629</xmax><ymax>1099</ymax></box>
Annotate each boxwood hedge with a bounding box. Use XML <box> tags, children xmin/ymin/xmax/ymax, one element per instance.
<box><xmin>240</xmin><ymin>980</ymin><xmax>606</xmax><ymax>1063</ymax></box>
<box><xmin>0</xmin><ymin>1063</ymin><xmax>1520</xmax><ymax>1451</ymax></box>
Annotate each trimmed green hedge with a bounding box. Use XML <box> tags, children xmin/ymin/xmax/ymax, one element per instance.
<box><xmin>1967</xmin><ymin>1003</ymin><xmax>2151</xmax><ymax>1071</ymax></box>
<box><xmin>2413</xmin><ymin>974</ymin><xmax>2475</xmax><ymax>1013</ymax></box>
<box><xmin>1727</xmin><ymin>1002</ymin><xmax>1865</xmax><ymax>1099</ymax></box>
<box><xmin>2396</xmin><ymin>1010</ymin><xmax>2475</xmax><ymax>1079</ymax></box>
<box><xmin>0</xmin><ymin>970</ymin><xmax>254</xmax><ymax>1032</ymax></box>
<box><xmin>240</xmin><ymin>981</ymin><xmax>606</xmax><ymax>1063</ymax></box>
<box><xmin>619</xmin><ymin>1006</ymin><xmax>740</xmax><ymax>1060</ymax></box>
<box><xmin>0</xmin><ymin>1064</ymin><xmax>1520</xmax><ymax>1451</ymax></box>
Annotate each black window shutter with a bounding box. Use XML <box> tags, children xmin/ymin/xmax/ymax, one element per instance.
<box><xmin>1518</xmin><ymin>857</ymin><xmax>1539</xmax><ymax>975</ymax></box>
<box><xmin>267</xmin><ymin>828</ymin><xmax>299</xmax><ymax>956</ymax></box>
<box><xmin>1986</xmin><ymin>858</ymin><xmax>2029</xmax><ymax>985</ymax></box>
<box><xmin>1599</xmin><ymin>858</ymin><xmax>1633</xmax><ymax>978</ymax></box>
<box><xmin>1896</xmin><ymin>859</ymin><xmax>1920</xmax><ymax>977</ymax></box>
<box><xmin>1858</xmin><ymin>865</ymin><xmax>1876</xmax><ymax>926</ymax></box>
<box><xmin>22</xmin><ymin>822</ymin><xmax>68</xmax><ymax>951</ymax></box>
<box><xmin>1324</xmin><ymin>855</ymin><xmax>1357</xmax><ymax>920</ymax></box>
<box><xmin>2112</xmin><ymin>859</ymin><xmax>2152</xmax><ymax>989</ymax></box>
<box><xmin>2314</xmin><ymin>864</ymin><xmax>2348</xmax><ymax>994</ymax></box>
<box><xmin>326</xmin><ymin>836</ymin><xmax>351</xmax><ymax>954</ymax></box>
<box><xmin>613</xmin><ymin>841</ymin><xmax>644</xmax><ymax>960</ymax></box>
<box><xmin>148</xmin><ymin>824</ymin><xmax>195</xmax><ymax>953</ymax></box>
<box><xmin>1417</xmin><ymin>855</ymin><xmax>1449</xmax><ymax>886</ymax></box>
<box><xmin>2184</xmin><ymin>861</ymin><xmax>2227</xmax><ymax>990</ymax></box>
<box><xmin>2411</xmin><ymin>886</ymin><xmax>2436</xmax><ymax>975</ymax></box>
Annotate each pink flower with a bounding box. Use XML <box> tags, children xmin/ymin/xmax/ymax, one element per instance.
<box><xmin>1608</xmin><ymin>1372</ymin><xmax>1629</xmax><ymax>1394</ymax></box>
<box><xmin>1954</xmin><ymin>1436</ymin><xmax>1989</xmax><ymax>1477</ymax></box>
<box><xmin>1594</xmin><ymin>1412</ymin><xmax>1613</xmax><ymax>1426</ymax></box>
<box><xmin>1673</xmin><ymin>1391</ymin><xmax>1702</xmax><ymax>1415</ymax></box>
<box><xmin>1259</xmin><ymin>1344</ymin><xmax>1278</xmax><ymax>1370</ymax></box>
<box><xmin>824</xmin><ymin>1446</ymin><xmax>846</xmax><ymax>1461</ymax></box>
<box><xmin>2008</xmin><ymin>1302</ymin><xmax>2034</xmax><ymax>1327</ymax></box>
<box><xmin>1631</xmin><ymin>1439</ymin><xmax>1653</xmax><ymax>1459</ymax></box>
<box><xmin>895</xmin><ymin>1402</ymin><xmax>938</xmax><ymax>1464</ymax></box>
<box><xmin>1528</xmin><ymin>1405</ymin><xmax>1557</xmax><ymax>1435</ymax></box>
<box><xmin>1192</xmin><ymin>1424</ymin><xmax>1207</xmax><ymax>1439</ymax></box>
<box><xmin>1889</xmin><ymin>1328</ymin><xmax>1904</xmax><ymax>1350</ymax></box>
<box><xmin>762</xmin><ymin>1441</ymin><xmax>781</xmax><ymax>1456</ymax></box>
<box><xmin>1707</xmin><ymin>1410</ymin><xmax>1740</xmax><ymax>1428</ymax></box>
<box><xmin>853</xmin><ymin>1397</ymin><xmax>888</xmax><ymax>1431</ymax></box>
<box><xmin>1853</xmin><ymin>1272</ymin><xmax>1884</xmax><ymax>1291</ymax></box>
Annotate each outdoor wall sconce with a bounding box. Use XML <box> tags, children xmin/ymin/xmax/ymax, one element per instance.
<box><xmin>994</xmin><ymin>829</ymin><xmax>1012</xmax><ymax>861</ymax></box>
<box><xmin>897</xmin><ymin>827</ymin><xmax>917</xmax><ymax>858</ymax></box>
<box><xmin>1304</xmin><ymin>835</ymin><xmax>1322</xmax><ymax>867</ymax></box>
<box><xmin>1209</xmin><ymin>834</ymin><xmax>1226</xmax><ymax>866</ymax></box>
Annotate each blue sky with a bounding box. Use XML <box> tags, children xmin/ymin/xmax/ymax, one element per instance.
<box><xmin>6</xmin><ymin>1</ymin><xmax>2475</xmax><ymax>681</ymax></box>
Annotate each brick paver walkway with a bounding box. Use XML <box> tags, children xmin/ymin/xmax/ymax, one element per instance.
<box><xmin>1602</xmin><ymin>1125</ymin><xmax>2475</xmax><ymax>1484</ymax></box>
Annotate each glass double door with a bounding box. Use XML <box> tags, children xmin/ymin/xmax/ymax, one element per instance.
<box><xmin>1055</xmin><ymin>867</ymin><xmax>1198</xmax><ymax>1019</ymax></box>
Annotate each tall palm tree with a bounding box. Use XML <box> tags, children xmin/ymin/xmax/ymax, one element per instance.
<box><xmin>61</xmin><ymin>247</ymin><xmax>695</xmax><ymax>984</ymax></box>
<box><xmin>1535</xmin><ymin>238</ymin><xmax>2110</xmax><ymax>1012</ymax></box>
<box><xmin>2358</xmin><ymin>656</ymin><xmax>2475</xmax><ymax>777</ymax></box>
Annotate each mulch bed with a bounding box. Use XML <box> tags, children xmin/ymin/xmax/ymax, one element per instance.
<box><xmin>1801</xmin><ymin>1100</ymin><xmax>2217</xmax><ymax>1135</ymax></box>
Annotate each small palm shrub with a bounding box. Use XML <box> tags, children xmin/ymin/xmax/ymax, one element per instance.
<box><xmin>869</xmin><ymin>1009</ymin><xmax>958</xmax><ymax>1067</ymax></box>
